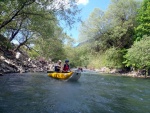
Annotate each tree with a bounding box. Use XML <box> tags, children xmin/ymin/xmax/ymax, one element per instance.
<box><xmin>28</xmin><ymin>26</ymin><xmax>66</xmax><ymax>60</ymax></box>
<box><xmin>0</xmin><ymin>0</ymin><xmax>80</xmax><ymax>30</ymax></box>
<box><xmin>78</xmin><ymin>8</ymin><xmax>106</xmax><ymax>42</ymax></box>
<box><xmin>78</xmin><ymin>0</ymin><xmax>139</xmax><ymax>53</ymax></box>
<box><xmin>105</xmin><ymin>47</ymin><xmax>126</xmax><ymax>68</ymax></box>
<box><xmin>77</xmin><ymin>0</ymin><xmax>140</xmax><ymax>69</ymax></box>
<box><xmin>0</xmin><ymin>0</ymin><xmax>35</xmax><ymax>30</ymax></box>
<box><xmin>104</xmin><ymin>0</ymin><xmax>138</xmax><ymax>48</ymax></box>
<box><xmin>0</xmin><ymin>0</ymin><xmax>81</xmax><ymax>50</ymax></box>
<box><xmin>63</xmin><ymin>37</ymin><xmax>90</xmax><ymax>67</ymax></box>
<box><xmin>124</xmin><ymin>36</ymin><xmax>150</xmax><ymax>77</ymax></box>
<box><xmin>135</xmin><ymin>0</ymin><xmax>150</xmax><ymax>40</ymax></box>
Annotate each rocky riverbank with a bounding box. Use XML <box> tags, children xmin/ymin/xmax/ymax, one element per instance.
<box><xmin>94</xmin><ymin>67</ymin><xmax>150</xmax><ymax>78</ymax></box>
<box><xmin>0</xmin><ymin>47</ymin><xmax>54</xmax><ymax>75</ymax></box>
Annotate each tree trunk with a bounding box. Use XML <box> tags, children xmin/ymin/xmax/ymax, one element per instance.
<box><xmin>9</xmin><ymin>20</ymin><xmax>24</xmax><ymax>42</ymax></box>
<box><xmin>9</xmin><ymin>29</ymin><xmax>20</xmax><ymax>42</ymax></box>
<box><xmin>148</xmin><ymin>68</ymin><xmax>150</xmax><ymax>76</ymax></box>
<box><xmin>14</xmin><ymin>38</ymin><xmax>28</xmax><ymax>52</ymax></box>
<box><xmin>145</xmin><ymin>69</ymin><xmax>148</xmax><ymax>78</ymax></box>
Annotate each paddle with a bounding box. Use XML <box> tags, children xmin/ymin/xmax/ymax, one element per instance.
<box><xmin>47</xmin><ymin>70</ymin><xmax>71</xmax><ymax>73</ymax></box>
<box><xmin>47</xmin><ymin>70</ymin><xmax>55</xmax><ymax>73</ymax></box>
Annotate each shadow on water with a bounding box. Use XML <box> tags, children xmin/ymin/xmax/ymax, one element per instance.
<box><xmin>0</xmin><ymin>72</ymin><xmax>150</xmax><ymax>113</ymax></box>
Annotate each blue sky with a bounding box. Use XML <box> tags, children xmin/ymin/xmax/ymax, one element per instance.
<box><xmin>65</xmin><ymin>0</ymin><xmax>111</xmax><ymax>43</ymax></box>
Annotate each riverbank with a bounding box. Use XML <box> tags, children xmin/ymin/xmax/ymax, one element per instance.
<box><xmin>0</xmin><ymin>46</ymin><xmax>149</xmax><ymax>78</ymax></box>
<box><xmin>0</xmin><ymin>46</ymin><xmax>54</xmax><ymax>75</ymax></box>
<box><xmin>0</xmin><ymin>55</ymin><xmax>53</xmax><ymax>75</ymax></box>
<box><xmin>89</xmin><ymin>67</ymin><xmax>150</xmax><ymax>78</ymax></box>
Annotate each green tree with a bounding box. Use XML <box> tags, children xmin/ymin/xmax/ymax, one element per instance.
<box><xmin>124</xmin><ymin>36</ymin><xmax>150</xmax><ymax>77</ymax></box>
<box><xmin>0</xmin><ymin>0</ymin><xmax>80</xmax><ymax>51</ymax></box>
<box><xmin>135</xmin><ymin>0</ymin><xmax>150</xmax><ymax>40</ymax></box>
<box><xmin>105</xmin><ymin>47</ymin><xmax>126</xmax><ymax>68</ymax></box>
<box><xmin>78</xmin><ymin>0</ymin><xmax>139</xmax><ymax>52</ymax></box>
<box><xmin>63</xmin><ymin>38</ymin><xmax>90</xmax><ymax>67</ymax></box>
<box><xmin>78</xmin><ymin>8</ymin><xmax>105</xmax><ymax>42</ymax></box>
<box><xmin>77</xmin><ymin>0</ymin><xmax>139</xmax><ymax>69</ymax></box>
<box><xmin>104</xmin><ymin>0</ymin><xmax>138</xmax><ymax>49</ymax></box>
<box><xmin>28</xmin><ymin>26</ymin><xmax>66</xmax><ymax>60</ymax></box>
<box><xmin>0</xmin><ymin>0</ymin><xmax>80</xmax><ymax>30</ymax></box>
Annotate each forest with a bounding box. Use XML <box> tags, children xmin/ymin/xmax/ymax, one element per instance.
<box><xmin>0</xmin><ymin>0</ymin><xmax>150</xmax><ymax>76</ymax></box>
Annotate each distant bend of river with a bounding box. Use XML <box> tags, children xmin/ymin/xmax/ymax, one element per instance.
<box><xmin>0</xmin><ymin>72</ymin><xmax>150</xmax><ymax>113</ymax></box>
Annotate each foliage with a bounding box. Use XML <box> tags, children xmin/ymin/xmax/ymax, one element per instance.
<box><xmin>103</xmin><ymin>0</ymin><xmax>138</xmax><ymax>49</ymax></box>
<box><xmin>0</xmin><ymin>34</ymin><xmax>11</xmax><ymax>49</ymax></box>
<box><xmin>124</xmin><ymin>36</ymin><xmax>150</xmax><ymax>69</ymax></box>
<box><xmin>27</xmin><ymin>49</ymin><xmax>39</xmax><ymax>59</ymax></box>
<box><xmin>78</xmin><ymin>8</ymin><xmax>106</xmax><ymax>42</ymax></box>
<box><xmin>63</xmin><ymin>42</ymin><xmax>90</xmax><ymax>67</ymax></box>
<box><xmin>135</xmin><ymin>0</ymin><xmax>150</xmax><ymax>40</ymax></box>
<box><xmin>105</xmin><ymin>47</ymin><xmax>126</xmax><ymax>68</ymax></box>
<box><xmin>28</xmin><ymin>28</ymin><xmax>66</xmax><ymax>60</ymax></box>
<box><xmin>75</xmin><ymin>0</ymin><xmax>140</xmax><ymax>69</ymax></box>
<box><xmin>0</xmin><ymin>0</ymin><xmax>80</xmax><ymax>30</ymax></box>
<box><xmin>86</xmin><ymin>53</ymin><xmax>106</xmax><ymax>69</ymax></box>
<box><xmin>0</xmin><ymin>0</ymin><xmax>80</xmax><ymax>51</ymax></box>
<box><xmin>78</xmin><ymin>0</ymin><xmax>139</xmax><ymax>53</ymax></box>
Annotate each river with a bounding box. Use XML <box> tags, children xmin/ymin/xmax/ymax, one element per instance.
<box><xmin>0</xmin><ymin>72</ymin><xmax>150</xmax><ymax>113</ymax></box>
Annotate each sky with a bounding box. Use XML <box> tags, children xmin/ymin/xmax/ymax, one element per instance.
<box><xmin>64</xmin><ymin>0</ymin><xmax>111</xmax><ymax>44</ymax></box>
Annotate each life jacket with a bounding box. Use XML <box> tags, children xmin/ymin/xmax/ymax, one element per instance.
<box><xmin>54</xmin><ymin>64</ymin><xmax>61</xmax><ymax>72</ymax></box>
<box><xmin>63</xmin><ymin>64</ymin><xmax>69</xmax><ymax>71</ymax></box>
<box><xmin>55</xmin><ymin>66</ymin><xmax>60</xmax><ymax>72</ymax></box>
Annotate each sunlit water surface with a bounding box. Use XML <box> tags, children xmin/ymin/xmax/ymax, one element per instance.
<box><xmin>0</xmin><ymin>72</ymin><xmax>150</xmax><ymax>113</ymax></box>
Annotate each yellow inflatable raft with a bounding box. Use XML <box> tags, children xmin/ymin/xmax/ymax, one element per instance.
<box><xmin>48</xmin><ymin>72</ymin><xmax>73</xmax><ymax>80</ymax></box>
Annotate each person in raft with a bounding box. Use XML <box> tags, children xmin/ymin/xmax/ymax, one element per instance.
<box><xmin>54</xmin><ymin>60</ymin><xmax>62</xmax><ymax>72</ymax></box>
<box><xmin>63</xmin><ymin>59</ymin><xmax>71</xmax><ymax>72</ymax></box>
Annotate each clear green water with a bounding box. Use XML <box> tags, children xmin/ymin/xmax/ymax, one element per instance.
<box><xmin>0</xmin><ymin>72</ymin><xmax>150</xmax><ymax>113</ymax></box>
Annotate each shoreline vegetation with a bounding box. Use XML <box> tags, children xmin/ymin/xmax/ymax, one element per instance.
<box><xmin>0</xmin><ymin>47</ymin><xmax>149</xmax><ymax>79</ymax></box>
<box><xmin>85</xmin><ymin>68</ymin><xmax>150</xmax><ymax>79</ymax></box>
<box><xmin>0</xmin><ymin>36</ymin><xmax>149</xmax><ymax>78</ymax></box>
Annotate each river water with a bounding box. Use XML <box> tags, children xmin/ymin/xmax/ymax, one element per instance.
<box><xmin>0</xmin><ymin>72</ymin><xmax>150</xmax><ymax>113</ymax></box>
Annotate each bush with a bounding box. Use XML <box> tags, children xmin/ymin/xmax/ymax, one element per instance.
<box><xmin>0</xmin><ymin>34</ymin><xmax>11</xmax><ymax>49</ymax></box>
<box><xmin>124</xmin><ymin>36</ymin><xmax>150</xmax><ymax>69</ymax></box>
<box><xmin>105</xmin><ymin>47</ymin><xmax>126</xmax><ymax>68</ymax></box>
